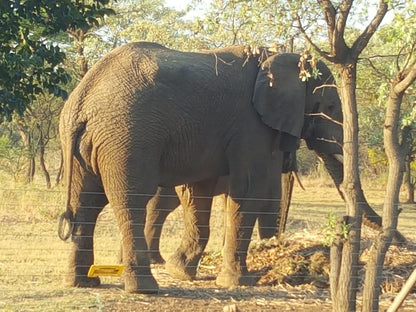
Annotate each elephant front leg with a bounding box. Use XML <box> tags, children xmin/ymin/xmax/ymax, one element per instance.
<box><xmin>166</xmin><ymin>178</ymin><xmax>217</xmax><ymax>281</ymax></box>
<box><xmin>216</xmin><ymin>197</ymin><xmax>257</xmax><ymax>288</ymax></box>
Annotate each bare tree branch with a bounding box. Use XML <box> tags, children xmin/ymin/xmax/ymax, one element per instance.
<box><xmin>337</xmin><ymin>0</ymin><xmax>353</xmax><ymax>32</ymax></box>
<box><xmin>294</xmin><ymin>13</ymin><xmax>332</xmax><ymax>62</ymax></box>
<box><xmin>394</xmin><ymin>61</ymin><xmax>416</xmax><ymax>94</ymax></box>
<box><xmin>398</xmin><ymin>39</ymin><xmax>416</xmax><ymax>78</ymax></box>
<box><xmin>363</xmin><ymin>57</ymin><xmax>391</xmax><ymax>80</ymax></box>
<box><xmin>305</xmin><ymin>112</ymin><xmax>343</xmax><ymax>126</ymax></box>
<box><xmin>317</xmin><ymin>0</ymin><xmax>337</xmax><ymax>49</ymax></box>
<box><xmin>351</xmin><ymin>0</ymin><xmax>389</xmax><ymax>57</ymax></box>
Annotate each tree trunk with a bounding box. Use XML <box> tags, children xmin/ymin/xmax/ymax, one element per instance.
<box><xmin>17</xmin><ymin>123</ymin><xmax>35</xmax><ymax>184</ymax></box>
<box><xmin>361</xmin><ymin>85</ymin><xmax>410</xmax><ymax>312</ymax></box>
<box><xmin>38</xmin><ymin>134</ymin><xmax>51</xmax><ymax>188</ymax></box>
<box><xmin>330</xmin><ymin>62</ymin><xmax>362</xmax><ymax>312</ymax></box>
<box><xmin>319</xmin><ymin>152</ymin><xmax>406</xmax><ymax>244</ymax></box>
<box><xmin>402</xmin><ymin>154</ymin><xmax>414</xmax><ymax>203</ymax></box>
<box><xmin>67</xmin><ymin>29</ymin><xmax>89</xmax><ymax>78</ymax></box>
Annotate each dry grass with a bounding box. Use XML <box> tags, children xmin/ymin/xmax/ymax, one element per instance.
<box><xmin>1</xmin><ymin>175</ymin><xmax>416</xmax><ymax>311</ymax></box>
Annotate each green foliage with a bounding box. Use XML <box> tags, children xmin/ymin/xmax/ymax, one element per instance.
<box><xmin>191</xmin><ymin>0</ymin><xmax>303</xmax><ymax>49</ymax></box>
<box><xmin>66</xmin><ymin>0</ymin><xmax>201</xmax><ymax>70</ymax></box>
<box><xmin>357</xmin><ymin>1</ymin><xmax>416</xmax><ymax>177</ymax></box>
<box><xmin>367</xmin><ymin>147</ymin><xmax>388</xmax><ymax>171</ymax></box>
<box><xmin>0</xmin><ymin>135</ymin><xmax>27</xmax><ymax>181</ymax></box>
<box><xmin>322</xmin><ymin>212</ymin><xmax>350</xmax><ymax>247</ymax></box>
<box><xmin>0</xmin><ymin>0</ymin><xmax>114</xmax><ymax>121</ymax></box>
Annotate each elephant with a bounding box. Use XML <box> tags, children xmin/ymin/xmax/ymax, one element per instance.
<box><xmin>58</xmin><ymin>42</ymin><xmax>345</xmax><ymax>294</ymax></box>
<box><xmin>144</xmin><ymin>146</ymin><xmax>407</xmax><ymax>283</ymax></box>
<box><xmin>143</xmin><ymin>150</ymin><xmax>299</xmax><ymax>278</ymax></box>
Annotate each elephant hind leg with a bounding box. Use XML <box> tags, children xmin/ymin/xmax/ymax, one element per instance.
<box><xmin>166</xmin><ymin>178</ymin><xmax>217</xmax><ymax>281</ymax></box>
<box><xmin>102</xmin><ymin>161</ymin><xmax>160</xmax><ymax>294</ymax></box>
<box><xmin>66</xmin><ymin>168</ymin><xmax>108</xmax><ymax>288</ymax></box>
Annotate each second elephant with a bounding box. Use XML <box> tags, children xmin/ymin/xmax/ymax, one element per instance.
<box><xmin>145</xmin><ymin>147</ymin><xmax>406</xmax><ymax>283</ymax></box>
<box><xmin>144</xmin><ymin>151</ymin><xmax>299</xmax><ymax>281</ymax></box>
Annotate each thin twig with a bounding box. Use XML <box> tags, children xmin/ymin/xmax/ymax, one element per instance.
<box><xmin>305</xmin><ymin>112</ymin><xmax>343</xmax><ymax>126</ymax></box>
<box><xmin>213</xmin><ymin>53</ymin><xmax>235</xmax><ymax>76</ymax></box>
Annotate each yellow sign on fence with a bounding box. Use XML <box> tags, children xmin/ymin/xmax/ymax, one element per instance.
<box><xmin>87</xmin><ymin>265</ymin><xmax>124</xmax><ymax>277</ymax></box>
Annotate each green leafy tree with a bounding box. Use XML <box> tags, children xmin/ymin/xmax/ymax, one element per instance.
<box><xmin>360</xmin><ymin>3</ymin><xmax>416</xmax><ymax>309</ymax></box>
<box><xmin>192</xmin><ymin>0</ymin><xmax>301</xmax><ymax>49</ymax></box>
<box><xmin>95</xmin><ymin>0</ymin><xmax>199</xmax><ymax>51</ymax></box>
<box><xmin>290</xmin><ymin>0</ymin><xmax>391</xmax><ymax>310</ymax></box>
<box><xmin>359</xmin><ymin>7</ymin><xmax>416</xmax><ymax>202</ymax></box>
<box><xmin>0</xmin><ymin>0</ymin><xmax>114</xmax><ymax>120</ymax></box>
<box><xmin>0</xmin><ymin>0</ymin><xmax>114</xmax><ymax>185</ymax></box>
<box><xmin>0</xmin><ymin>134</ymin><xmax>27</xmax><ymax>182</ymax></box>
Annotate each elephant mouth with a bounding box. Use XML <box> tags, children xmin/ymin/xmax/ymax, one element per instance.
<box><xmin>58</xmin><ymin>211</ymin><xmax>74</xmax><ymax>241</ymax></box>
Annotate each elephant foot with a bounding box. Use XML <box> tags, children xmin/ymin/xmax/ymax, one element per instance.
<box><xmin>216</xmin><ymin>269</ymin><xmax>258</xmax><ymax>288</ymax></box>
<box><xmin>150</xmin><ymin>252</ymin><xmax>166</xmax><ymax>265</ymax></box>
<box><xmin>165</xmin><ymin>255</ymin><xmax>197</xmax><ymax>281</ymax></box>
<box><xmin>216</xmin><ymin>269</ymin><xmax>240</xmax><ymax>288</ymax></box>
<box><xmin>165</xmin><ymin>262</ymin><xmax>195</xmax><ymax>281</ymax></box>
<box><xmin>123</xmin><ymin>270</ymin><xmax>159</xmax><ymax>294</ymax></box>
<box><xmin>66</xmin><ymin>275</ymin><xmax>101</xmax><ymax>288</ymax></box>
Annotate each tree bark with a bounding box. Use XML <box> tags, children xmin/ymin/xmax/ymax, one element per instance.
<box><xmin>387</xmin><ymin>267</ymin><xmax>416</xmax><ymax>312</ymax></box>
<box><xmin>362</xmin><ymin>86</ymin><xmax>410</xmax><ymax>312</ymax></box>
<box><xmin>17</xmin><ymin>123</ymin><xmax>35</xmax><ymax>184</ymax></box>
<box><xmin>402</xmin><ymin>154</ymin><xmax>414</xmax><ymax>203</ymax></box>
<box><xmin>38</xmin><ymin>131</ymin><xmax>51</xmax><ymax>189</ymax></box>
<box><xmin>330</xmin><ymin>62</ymin><xmax>362</xmax><ymax>312</ymax></box>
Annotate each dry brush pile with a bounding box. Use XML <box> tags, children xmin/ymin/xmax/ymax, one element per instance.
<box><xmin>198</xmin><ymin>230</ymin><xmax>416</xmax><ymax>295</ymax></box>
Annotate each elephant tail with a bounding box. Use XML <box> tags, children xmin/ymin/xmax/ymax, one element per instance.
<box><xmin>58</xmin><ymin>120</ymin><xmax>86</xmax><ymax>241</ymax></box>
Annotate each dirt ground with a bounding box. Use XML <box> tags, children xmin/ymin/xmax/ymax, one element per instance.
<box><xmin>2</xmin><ymin>183</ymin><xmax>416</xmax><ymax>311</ymax></box>
<box><xmin>53</xmin><ymin>233</ymin><xmax>416</xmax><ymax>312</ymax></box>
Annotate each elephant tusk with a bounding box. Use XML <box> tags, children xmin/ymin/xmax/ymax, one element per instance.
<box><xmin>58</xmin><ymin>212</ymin><xmax>74</xmax><ymax>241</ymax></box>
<box><xmin>293</xmin><ymin>171</ymin><xmax>306</xmax><ymax>191</ymax></box>
<box><xmin>333</xmin><ymin>154</ymin><xmax>344</xmax><ymax>164</ymax></box>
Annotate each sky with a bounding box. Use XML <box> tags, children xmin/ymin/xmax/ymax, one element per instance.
<box><xmin>163</xmin><ymin>0</ymin><xmax>393</xmax><ymax>28</ymax></box>
<box><xmin>164</xmin><ymin>0</ymin><xmax>192</xmax><ymax>10</ymax></box>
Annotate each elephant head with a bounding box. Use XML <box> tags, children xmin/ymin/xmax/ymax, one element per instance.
<box><xmin>253</xmin><ymin>52</ymin><xmax>405</xmax><ymax>243</ymax></box>
<box><xmin>253</xmin><ymin>52</ymin><xmax>343</xmax><ymax>156</ymax></box>
<box><xmin>250</xmin><ymin>53</ymin><xmax>343</xmax><ymax>239</ymax></box>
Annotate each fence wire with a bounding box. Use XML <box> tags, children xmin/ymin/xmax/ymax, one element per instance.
<box><xmin>1</xmin><ymin>187</ymin><xmax>416</xmax><ymax>310</ymax></box>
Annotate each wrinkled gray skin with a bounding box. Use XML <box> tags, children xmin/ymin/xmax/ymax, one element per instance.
<box><xmin>144</xmin><ymin>152</ymin><xmax>298</xmax><ymax>281</ymax></box>
<box><xmin>58</xmin><ymin>42</ymin><xmax>344</xmax><ymax>294</ymax></box>
<box><xmin>145</xmin><ymin>146</ymin><xmax>407</xmax><ymax>282</ymax></box>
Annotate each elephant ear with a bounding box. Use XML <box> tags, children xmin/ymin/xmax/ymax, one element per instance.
<box><xmin>252</xmin><ymin>53</ymin><xmax>306</xmax><ymax>151</ymax></box>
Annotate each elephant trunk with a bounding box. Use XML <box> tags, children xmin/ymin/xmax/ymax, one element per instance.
<box><xmin>319</xmin><ymin>152</ymin><xmax>406</xmax><ymax>244</ymax></box>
